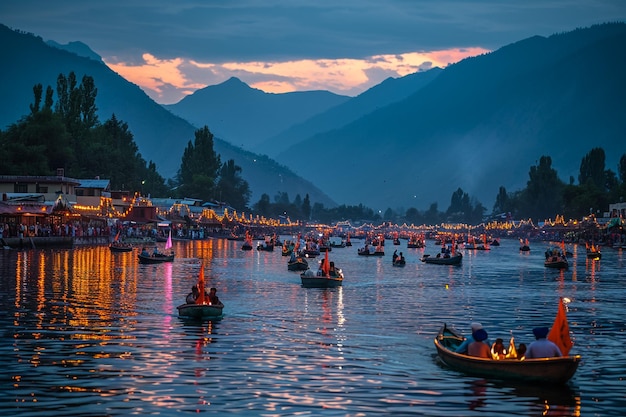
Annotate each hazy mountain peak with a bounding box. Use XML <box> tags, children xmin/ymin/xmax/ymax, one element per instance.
<box><xmin>46</xmin><ymin>40</ymin><xmax>104</xmax><ymax>63</ymax></box>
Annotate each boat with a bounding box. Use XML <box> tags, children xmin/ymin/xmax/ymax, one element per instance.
<box><xmin>287</xmin><ymin>255</ymin><xmax>309</xmax><ymax>271</ymax></box>
<box><xmin>392</xmin><ymin>257</ymin><xmax>406</xmax><ymax>267</ymax></box>
<box><xmin>434</xmin><ymin>324</ymin><xmax>581</xmax><ymax>384</ymax></box>
<box><xmin>177</xmin><ymin>263</ymin><xmax>224</xmax><ymax>319</ymax></box>
<box><xmin>241</xmin><ymin>230</ymin><xmax>253</xmax><ymax>250</ymax></box>
<box><xmin>109</xmin><ymin>230</ymin><xmax>133</xmax><ymax>252</ymax></box>
<box><xmin>109</xmin><ymin>241</ymin><xmax>133</xmax><ymax>252</ymax></box>
<box><xmin>138</xmin><ymin>251</ymin><xmax>175</xmax><ymax>264</ymax></box>
<box><xmin>544</xmin><ymin>245</ymin><xmax>568</xmax><ymax>269</ymax></box>
<box><xmin>519</xmin><ymin>238</ymin><xmax>530</xmax><ymax>252</ymax></box>
<box><xmin>421</xmin><ymin>253</ymin><xmax>462</xmax><ymax>265</ymax></box>
<box><xmin>585</xmin><ymin>242</ymin><xmax>601</xmax><ymax>259</ymax></box>
<box><xmin>300</xmin><ymin>250</ymin><xmax>343</xmax><ymax>288</ymax></box>
<box><xmin>407</xmin><ymin>233</ymin><xmax>426</xmax><ymax>248</ymax></box>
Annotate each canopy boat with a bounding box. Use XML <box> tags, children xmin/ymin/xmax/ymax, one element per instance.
<box><xmin>421</xmin><ymin>252</ymin><xmax>462</xmax><ymax>265</ymax></box>
<box><xmin>434</xmin><ymin>324</ymin><xmax>580</xmax><ymax>384</ymax></box>
<box><xmin>300</xmin><ymin>251</ymin><xmax>343</xmax><ymax>288</ymax></box>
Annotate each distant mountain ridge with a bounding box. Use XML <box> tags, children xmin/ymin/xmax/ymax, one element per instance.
<box><xmin>0</xmin><ymin>23</ymin><xmax>336</xmax><ymax>208</ymax></box>
<box><xmin>164</xmin><ymin>77</ymin><xmax>350</xmax><ymax>150</ymax></box>
<box><xmin>273</xmin><ymin>22</ymin><xmax>626</xmax><ymax>211</ymax></box>
<box><xmin>2</xmin><ymin>22</ymin><xmax>624</xmax><ymax>214</ymax></box>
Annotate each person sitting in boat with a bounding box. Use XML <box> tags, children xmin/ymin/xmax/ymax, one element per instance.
<box><xmin>516</xmin><ymin>343</ymin><xmax>527</xmax><ymax>360</ymax></box>
<box><xmin>329</xmin><ymin>261</ymin><xmax>337</xmax><ymax>276</ymax></box>
<box><xmin>399</xmin><ymin>252</ymin><xmax>405</xmax><ymax>262</ymax></box>
<box><xmin>456</xmin><ymin>323</ymin><xmax>490</xmax><ymax>354</ymax></box>
<box><xmin>468</xmin><ymin>329</ymin><xmax>491</xmax><ymax>358</ymax></box>
<box><xmin>207</xmin><ymin>287</ymin><xmax>220</xmax><ymax>305</ymax></box>
<box><xmin>491</xmin><ymin>338</ymin><xmax>507</xmax><ymax>360</ymax></box>
<box><xmin>392</xmin><ymin>250</ymin><xmax>398</xmax><ymax>262</ymax></box>
<box><xmin>153</xmin><ymin>246</ymin><xmax>161</xmax><ymax>256</ymax></box>
<box><xmin>186</xmin><ymin>285</ymin><xmax>199</xmax><ymax>304</ymax></box>
<box><xmin>525</xmin><ymin>327</ymin><xmax>562</xmax><ymax>358</ymax></box>
<box><xmin>141</xmin><ymin>247</ymin><xmax>150</xmax><ymax>257</ymax></box>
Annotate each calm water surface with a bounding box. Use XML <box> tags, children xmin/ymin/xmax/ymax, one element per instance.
<box><xmin>1</xmin><ymin>237</ymin><xmax>625</xmax><ymax>416</ymax></box>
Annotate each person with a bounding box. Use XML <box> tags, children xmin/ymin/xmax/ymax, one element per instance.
<box><xmin>456</xmin><ymin>323</ymin><xmax>489</xmax><ymax>354</ymax></box>
<box><xmin>491</xmin><ymin>338</ymin><xmax>506</xmax><ymax>360</ymax></box>
<box><xmin>526</xmin><ymin>327</ymin><xmax>562</xmax><ymax>358</ymax></box>
<box><xmin>517</xmin><ymin>343</ymin><xmax>527</xmax><ymax>359</ymax></box>
<box><xmin>153</xmin><ymin>246</ymin><xmax>159</xmax><ymax>256</ymax></box>
<box><xmin>207</xmin><ymin>287</ymin><xmax>220</xmax><ymax>305</ymax></box>
<box><xmin>468</xmin><ymin>328</ymin><xmax>491</xmax><ymax>358</ymax></box>
<box><xmin>329</xmin><ymin>261</ymin><xmax>337</xmax><ymax>276</ymax></box>
<box><xmin>186</xmin><ymin>285</ymin><xmax>199</xmax><ymax>304</ymax></box>
<box><xmin>399</xmin><ymin>252</ymin><xmax>405</xmax><ymax>262</ymax></box>
<box><xmin>141</xmin><ymin>247</ymin><xmax>150</xmax><ymax>257</ymax></box>
<box><xmin>392</xmin><ymin>250</ymin><xmax>398</xmax><ymax>262</ymax></box>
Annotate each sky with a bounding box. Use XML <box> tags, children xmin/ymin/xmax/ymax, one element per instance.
<box><xmin>2</xmin><ymin>1</ymin><xmax>625</xmax><ymax>104</ymax></box>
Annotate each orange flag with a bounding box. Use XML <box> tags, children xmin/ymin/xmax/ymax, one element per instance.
<box><xmin>196</xmin><ymin>263</ymin><xmax>206</xmax><ymax>304</ymax></box>
<box><xmin>322</xmin><ymin>250</ymin><xmax>330</xmax><ymax>277</ymax></box>
<box><xmin>548</xmin><ymin>297</ymin><xmax>573</xmax><ymax>355</ymax></box>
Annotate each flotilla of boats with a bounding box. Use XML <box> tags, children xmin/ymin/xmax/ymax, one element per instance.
<box><xmin>107</xmin><ymin>229</ymin><xmax>608</xmax><ymax>385</ymax></box>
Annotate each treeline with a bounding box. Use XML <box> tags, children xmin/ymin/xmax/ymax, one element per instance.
<box><xmin>0</xmin><ymin>72</ymin><xmax>251</xmax><ymax>210</ymax></box>
<box><xmin>250</xmin><ymin>150</ymin><xmax>626</xmax><ymax>225</ymax></box>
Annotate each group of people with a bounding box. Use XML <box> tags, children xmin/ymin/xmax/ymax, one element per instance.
<box><xmin>456</xmin><ymin>322</ymin><xmax>562</xmax><ymax>360</ymax></box>
<box><xmin>186</xmin><ymin>285</ymin><xmax>221</xmax><ymax>305</ymax></box>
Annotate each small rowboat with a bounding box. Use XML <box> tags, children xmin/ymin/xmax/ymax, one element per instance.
<box><xmin>544</xmin><ymin>256</ymin><xmax>568</xmax><ymax>269</ymax></box>
<box><xmin>138</xmin><ymin>252</ymin><xmax>175</xmax><ymax>264</ymax></box>
<box><xmin>434</xmin><ymin>324</ymin><xmax>580</xmax><ymax>384</ymax></box>
<box><xmin>421</xmin><ymin>253</ymin><xmax>462</xmax><ymax>265</ymax></box>
<box><xmin>177</xmin><ymin>302</ymin><xmax>224</xmax><ymax>319</ymax></box>
<box><xmin>288</xmin><ymin>257</ymin><xmax>309</xmax><ymax>271</ymax></box>
<box><xmin>300</xmin><ymin>270</ymin><xmax>343</xmax><ymax>288</ymax></box>
<box><xmin>109</xmin><ymin>242</ymin><xmax>133</xmax><ymax>252</ymax></box>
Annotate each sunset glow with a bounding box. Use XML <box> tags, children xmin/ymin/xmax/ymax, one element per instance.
<box><xmin>104</xmin><ymin>47</ymin><xmax>489</xmax><ymax>104</ymax></box>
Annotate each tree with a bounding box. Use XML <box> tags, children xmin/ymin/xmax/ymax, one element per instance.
<box><xmin>522</xmin><ymin>156</ymin><xmax>564</xmax><ymax>221</ymax></box>
<box><xmin>216</xmin><ymin>159</ymin><xmax>251</xmax><ymax>210</ymax></box>
<box><xmin>177</xmin><ymin>126</ymin><xmax>221</xmax><ymax>199</ymax></box>
<box><xmin>253</xmin><ymin>193</ymin><xmax>271</xmax><ymax>217</ymax></box>
<box><xmin>302</xmin><ymin>194</ymin><xmax>311</xmax><ymax>220</ymax></box>
<box><xmin>578</xmin><ymin>147</ymin><xmax>606</xmax><ymax>190</ymax></box>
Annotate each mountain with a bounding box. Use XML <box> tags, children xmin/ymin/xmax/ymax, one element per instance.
<box><xmin>254</xmin><ymin>68</ymin><xmax>443</xmax><ymax>157</ymax></box>
<box><xmin>0</xmin><ymin>24</ymin><xmax>336</xmax><ymax>208</ymax></box>
<box><xmin>164</xmin><ymin>77</ymin><xmax>350</xmax><ymax>150</ymax></box>
<box><xmin>46</xmin><ymin>40</ymin><xmax>104</xmax><ymax>63</ymax></box>
<box><xmin>274</xmin><ymin>23</ymin><xmax>626</xmax><ymax>212</ymax></box>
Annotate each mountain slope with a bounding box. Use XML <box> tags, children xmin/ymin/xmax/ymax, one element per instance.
<box><xmin>275</xmin><ymin>23</ymin><xmax>626</xmax><ymax>212</ymax></box>
<box><xmin>0</xmin><ymin>24</ymin><xmax>336</xmax><ymax>208</ymax></box>
<box><xmin>254</xmin><ymin>68</ymin><xmax>443</xmax><ymax>157</ymax></box>
<box><xmin>164</xmin><ymin>77</ymin><xmax>350</xmax><ymax>150</ymax></box>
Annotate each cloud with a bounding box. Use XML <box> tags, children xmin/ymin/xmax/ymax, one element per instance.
<box><xmin>105</xmin><ymin>47</ymin><xmax>489</xmax><ymax>103</ymax></box>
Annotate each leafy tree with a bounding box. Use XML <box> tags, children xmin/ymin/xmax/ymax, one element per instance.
<box><xmin>578</xmin><ymin>147</ymin><xmax>606</xmax><ymax>190</ymax></box>
<box><xmin>216</xmin><ymin>159</ymin><xmax>251</xmax><ymax>210</ymax></box>
<box><xmin>177</xmin><ymin>126</ymin><xmax>221</xmax><ymax>199</ymax></box>
<box><xmin>302</xmin><ymin>194</ymin><xmax>311</xmax><ymax>220</ymax></box>
<box><xmin>521</xmin><ymin>156</ymin><xmax>564</xmax><ymax>221</ymax></box>
<box><xmin>253</xmin><ymin>193</ymin><xmax>271</xmax><ymax>217</ymax></box>
<box><xmin>404</xmin><ymin>207</ymin><xmax>423</xmax><ymax>225</ymax></box>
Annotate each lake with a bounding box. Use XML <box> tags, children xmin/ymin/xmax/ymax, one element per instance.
<box><xmin>1</xmin><ymin>237</ymin><xmax>625</xmax><ymax>416</ymax></box>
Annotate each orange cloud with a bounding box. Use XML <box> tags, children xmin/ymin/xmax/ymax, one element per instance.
<box><xmin>104</xmin><ymin>48</ymin><xmax>489</xmax><ymax>103</ymax></box>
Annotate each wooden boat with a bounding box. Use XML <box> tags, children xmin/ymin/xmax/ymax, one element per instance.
<box><xmin>421</xmin><ymin>253</ymin><xmax>462</xmax><ymax>265</ymax></box>
<box><xmin>138</xmin><ymin>252</ymin><xmax>175</xmax><ymax>264</ymax></box>
<box><xmin>300</xmin><ymin>269</ymin><xmax>343</xmax><ymax>288</ymax></box>
<box><xmin>109</xmin><ymin>242</ymin><xmax>133</xmax><ymax>252</ymax></box>
<box><xmin>586</xmin><ymin>249</ymin><xmax>601</xmax><ymax>259</ymax></box>
<box><xmin>177</xmin><ymin>302</ymin><xmax>224</xmax><ymax>318</ymax></box>
<box><xmin>177</xmin><ymin>262</ymin><xmax>224</xmax><ymax>318</ymax></box>
<box><xmin>434</xmin><ymin>324</ymin><xmax>580</xmax><ymax>383</ymax></box>
<box><xmin>392</xmin><ymin>258</ymin><xmax>406</xmax><ymax>267</ymax></box>
<box><xmin>519</xmin><ymin>238</ymin><xmax>530</xmax><ymax>252</ymax></box>
<box><xmin>544</xmin><ymin>255</ymin><xmax>568</xmax><ymax>269</ymax></box>
<box><xmin>357</xmin><ymin>247</ymin><xmax>385</xmax><ymax>256</ymax></box>
<box><xmin>300</xmin><ymin>250</ymin><xmax>343</xmax><ymax>288</ymax></box>
<box><xmin>287</xmin><ymin>256</ymin><xmax>309</xmax><ymax>271</ymax></box>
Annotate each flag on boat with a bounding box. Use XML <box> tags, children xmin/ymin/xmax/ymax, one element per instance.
<box><xmin>321</xmin><ymin>250</ymin><xmax>330</xmax><ymax>277</ymax></box>
<box><xmin>196</xmin><ymin>262</ymin><xmax>206</xmax><ymax>304</ymax></box>
<box><xmin>165</xmin><ymin>229</ymin><xmax>173</xmax><ymax>250</ymax></box>
<box><xmin>548</xmin><ymin>297</ymin><xmax>573</xmax><ymax>355</ymax></box>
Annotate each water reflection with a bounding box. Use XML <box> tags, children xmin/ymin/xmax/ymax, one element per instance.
<box><xmin>1</xmin><ymin>239</ymin><xmax>625</xmax><ymax>416</ymax></box>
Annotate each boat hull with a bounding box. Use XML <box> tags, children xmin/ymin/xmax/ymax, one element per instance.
<box><xmin>177</xmin><ymin>303</ymin><xmax>224</xmax><ymax>318</ymax></box>
<box><xmin>421</xmin><ymin>254</ymin><xmax>462</xmax><ymax>265</ymax></box>
<box><xmin>300</xmin><ymin>276</ymin><xmax>343</xmax><ymax>288</ymax></box>
<box><xmin>138</xmin><ymin>253</ymin><xmax>175</xmax><ymax>264</ymax></box>
<box><xmin>434</xmin><ymin>325</ymin><xmax>580</xmax><ymax>383</ymax></box>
